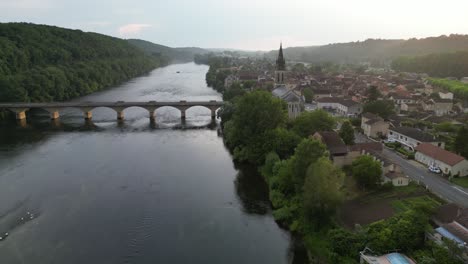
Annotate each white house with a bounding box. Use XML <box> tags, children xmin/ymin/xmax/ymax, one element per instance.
<box><xmin>415</xmin><ymin>143</ymin><xmax>468</xmax><ymax>177</ymax></box>
<box><xmin>317</xmin><ymin>97</ymin><xmax>362</xmax><ymax>117</ymax></box>
<box><xmin>388</xmin><ymin>126</ymin><xmax>444</xmax><ymax>150</ymax></box>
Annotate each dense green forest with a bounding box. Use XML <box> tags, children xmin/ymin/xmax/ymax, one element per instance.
<box><xmin>128</xmin><ymin>39</ymin><xmax>208</xmax><ymax>63</ymax></box>
<box><xmin>428</xmin><ymin>78</ymin><xmax>468</xmax><ymax>100</ymax></box>
<box><xmin>265</xmin><ymin>35</ymin><xmax>468</xmax><ymax>65</ymax></box>
<box><xmin>391</xmin><ymin>51</ymin><xmax>468</xmax><ymax>78</ymax></box>
<box><xmin>0</xmin><ymin>23</ymin><xmax>166</xmax><ymax>103</ymax></box>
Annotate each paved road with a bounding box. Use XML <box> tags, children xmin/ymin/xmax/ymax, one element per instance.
<box><xmin>382</xmin><ymin>148</ymin><xmax>468</xmax><ymax>207</ymax></box>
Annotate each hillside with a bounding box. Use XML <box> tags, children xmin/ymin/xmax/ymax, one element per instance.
<box><xmin>0</xmin><ymin>23</ymin><xmax>167</xmax><ymax>102</ymax></box>
<box><xmin>266</xmin><ymin>35</ymin><xmax>468</xmax><ymax>65</ymax></box>
<box><xmin>128</xmin><ymin>39</ymin><xmax>208</xmax><ymax>63</ymax></box>
<box><xmin>392</xmin><ymin>51</ymin><xmax>468</xmax><ymax>78</ymax></box>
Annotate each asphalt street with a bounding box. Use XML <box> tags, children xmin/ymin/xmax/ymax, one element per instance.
<box><xmin>382</xmin><ymin>148</ymin><xmax>468</xmax><ymax>207</ymax></box>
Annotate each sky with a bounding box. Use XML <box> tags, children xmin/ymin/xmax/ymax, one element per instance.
<box><xmin>1</xmin><ymin>0</ymin><xmax>468</xmax><ymax>50</ymax></box>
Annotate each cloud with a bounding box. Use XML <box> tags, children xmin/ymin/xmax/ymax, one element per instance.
<box><xmin>118</xmin><ymin>23</ymin><xmax>152</xmax><ymax>37</ymax></box>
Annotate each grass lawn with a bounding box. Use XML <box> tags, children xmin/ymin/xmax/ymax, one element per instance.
<box><xmin>391</xmin><ymin>195</ymin><xmax>442</xmax><ymax>213</ymax></box>
<box><xmin>452</xmin><ymin>177</ymin><xmax>468</xmax><ymax>188</ymax></box>
<box><xmin>339</xmin><ymin>183</ymin><xmax>444</xmax><ymax>228</ymax></box>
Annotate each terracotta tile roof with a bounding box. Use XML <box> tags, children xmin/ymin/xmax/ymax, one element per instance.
<box><xmin>415</xmin><ymin>143</ymin><xmax>465</xmax><ymax>166</ymax></box>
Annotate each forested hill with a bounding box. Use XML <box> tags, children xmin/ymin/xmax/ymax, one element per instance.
<box><xmin>0</xmin><ymin>23</ymin><xmax>166</xmax><ymax>102</ymax></box>
<box><xmin>266</xmin><ymin>35</ymin><xmax>468</xmax><ymax>65</ymax></box>
<box><xmin>392</xmin><ymin>51</ymin><xmax>468</xmax><ymax>78</ymax></box>
<box><xmin>128</xmin><ymin>39</ymin><xmax>208</xmax><ymax>63</ymax></box>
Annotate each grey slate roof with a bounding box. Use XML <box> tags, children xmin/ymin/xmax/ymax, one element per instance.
<box><xmin>390</xmin><ymin>126</ymin><xmax>436</xmax><ymax>142</ymax></box>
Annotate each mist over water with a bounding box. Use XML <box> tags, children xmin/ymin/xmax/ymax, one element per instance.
<box><xmin>0</xmin><ymin>63</ymin><xmax>296</xmax><ymax>264</ymax></box>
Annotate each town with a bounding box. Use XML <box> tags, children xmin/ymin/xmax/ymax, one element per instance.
<box><xmin>198</xmin><ymin>44</ymin><xmax>468</xmax><ymax>263</ymax></box>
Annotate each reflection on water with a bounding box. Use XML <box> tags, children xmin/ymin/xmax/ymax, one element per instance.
<box><xmin>0</xmin><ymin>63</ymin><xmax>304</xmax><ymax>264</ymax></box>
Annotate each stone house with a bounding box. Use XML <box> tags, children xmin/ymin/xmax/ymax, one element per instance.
<box><xmin>400</xmin><ymin>102</ymin><xmax>419</xmax><ymax>112</ymax></box>
<box><xmin>361</xmin><ymin>113</ymin><xmax>389</xmax><ymax>138</ymax></box>
<box><xmin>422</xmin><ymin>99</ymin><xmax>453</xmax><ymax>116</ymax></box>
<box><xmin>415</xmin><ymin>143</ymin><xmax>468</xmax><ymax>176</ymax></box>
<box><xmin>313</xmin><ymin>131</ymin><xmax>351</xmax><ymax>167</ymax></box>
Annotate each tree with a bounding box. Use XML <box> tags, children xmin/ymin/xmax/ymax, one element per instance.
<box><xmin>291</xmin><ymin>138</ymin><xmax>327</xmax><ymax>189</ymax></box>
<box><xmin>303</xmin><ymin>87</ymin><xmax>314</xmax><ymax>103</ymax></box>
<box><xmin>363</xmin><ymin>100</ymin><xmax>395</xmax><ymax>119</ymax></box>
<box><xmin>303</xmin><ymin>157</ymin><xmax>344</xmax><ymax>223</ymax></box>
<box><xmin>339</xmin><ymin>121</ymin><xmax>355</xmax><ymax>145</ymax></box>
<box><xmin>351</xmin><ymin>155</ymin><xmax>382</xmax><ymax>190</ymax></box>
<box><xmin>328</xmin><ymin>228</ymin><xmax>366</xmax><ymax>259</ymax></box>
<box><xmin>223</xmin><ymin>91</ymin><xmax>287</xmax><ymax>164</ymax></box>
<box><xmin>263</xmin><ymin>127</ymin><xmax>301</xmax><ymax>159</ymax></box>
<box><xmin>292</xmin><ymin>110</ymin><xmax>336</xmax><ymax>138</ymax></box>
<box><xmin>455</xmin><ymin>126</ymin><xmax>468</xmax><ymax>159</ymax></box>
<box><xmin>366</xmin><ymin>86</ymin><xmax>381</xmax><ymax>102</ymax></box>
<box><xmin>223</xmin><ymin>82</ymin><xmax>246</xmax><ymax>101</ymax></box>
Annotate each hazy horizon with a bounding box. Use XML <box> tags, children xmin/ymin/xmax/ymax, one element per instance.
<box><xmin>1</xmin><ymin>0</ymin><xmax>468</xmax><ymax>51</ymax></box>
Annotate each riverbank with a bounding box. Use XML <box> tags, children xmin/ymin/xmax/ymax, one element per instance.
<box><xmin>208</xmin><ymin>58</ymin><xmax>463</xmax><ymax>263</ymax></box>
<box><xmin>0</xmin><ymin>63</ymin><xmax>297</xmax><ymax>264</ymax></box>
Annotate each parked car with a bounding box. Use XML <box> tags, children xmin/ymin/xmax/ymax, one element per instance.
<box><xmin>428</xmin><ymin>165</ymin><xmax>442</xmax><ymax>174</ymax></box>
<box><xmin>384</xmin><ymin>138</ymin><xmax>396</xmax><ymax>143</ymax></box>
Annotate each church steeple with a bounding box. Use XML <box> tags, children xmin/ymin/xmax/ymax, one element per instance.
<box><xmin>276</xmin><ymin>42</ymin><xmax>286</xmax><ymax>71</ymax></box>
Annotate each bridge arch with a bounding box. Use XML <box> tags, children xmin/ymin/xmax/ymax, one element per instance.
<box><xmin>154</xmin><ymin>105</ymin><xmax>183</xmax><ymax>121</ymax></box>
<box><xmin>121</xmin><ymin>106</ymin><xmax>153</xmax><ymax>120</ymax></box>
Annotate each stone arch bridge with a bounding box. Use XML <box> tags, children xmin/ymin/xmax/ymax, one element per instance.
<box><xmin>0</xmin><ymin>101</ymin><xmax>224</xmax><ymax>122</ymax></box>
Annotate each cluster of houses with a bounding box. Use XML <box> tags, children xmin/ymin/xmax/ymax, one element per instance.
<box><xmin>220</xmin><ymin>43</ymin><xmax>468</xmax><ymax>179</ymax></box>
<box><xmin>428</xmin><ymin>203</ymin><xmax>468</xmax><ymax>260</ymax></box>
<box><xmin>312</xmin><ymin>131</ymin><xmax>411</xmax><ymax>186</ymax></box>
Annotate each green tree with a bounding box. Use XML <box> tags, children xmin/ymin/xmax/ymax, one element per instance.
<box><xmin>366</xmin><ymin>86</ymin><xmax>381</xmax><ymax>102</ymax></box>
<box><xmin>363</xmin><ymin>100</ymin><xmax>395</xmax><ymax>119</ymax></box>
<box><xmin>291</xmin><ymin>138</ymin><xmax>327</xmax><ymax>189</ymax></box>
<box><xmin>328</xmin><ymin>228</ymin><xmax>366</xmax><ymax>259</ymax></box>
<box><xmin>351</xmin><ymin>155</ymin><xmax>382</xmax><ymax>190</ymax></box>
<box><xmin>339</xmin><ymin>121</ymin><xmax>355</xmax><ymax>145</ymax></box>
<box><xmin>303</xmin><ymin>157</ymin><xmax>344</xmax><ymax>223</ymax></box>
<box><xmin>455</xmin><ymin>126</ymin><xmax>468</xmax><ymax>159</ymax></box>
<box><xmin>303</xmin><ymin>88</ymin><xmax>314</xmax><ymax>103</ymax></box>
<box><xmin>292</xmin><ymin>110</ymin><xmax>336</xmax><ymax>138</ymax></box>
<box><xmin>263</xmin><ymin>127</ymin><xmax>301</xmax><ymax>159</ymax></box>
<box><xmin>224</xmin><ymin>91</ymin><xmax>286</xmax><ymax>164</ymax></box>
<box><xmin>223</xmin><ymin>82</ymin><xmax>246</xmax><ymax>101</ymax></box>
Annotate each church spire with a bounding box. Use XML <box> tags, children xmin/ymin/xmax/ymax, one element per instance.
<box><xmin>276</xmin><ymin>42</ymin><xmax>286</xmax><ymax>71</ymax></box>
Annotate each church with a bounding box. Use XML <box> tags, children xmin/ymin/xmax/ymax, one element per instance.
<box><xmin>271</xmin><ymin>43</ymin><xmax>304</xmax><ymax>119</ymax></box>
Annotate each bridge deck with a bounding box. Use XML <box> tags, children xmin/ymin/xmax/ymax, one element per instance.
<box><xmin>0</xmin><ymin>101</ymin><xmax>224</xmax><ymax>108</ymax></box>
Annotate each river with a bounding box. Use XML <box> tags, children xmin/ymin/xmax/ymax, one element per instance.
<box><xmin>0</xmin><ymin>63</ymin><xmax>305</xmax><ymax>264</ymax></box>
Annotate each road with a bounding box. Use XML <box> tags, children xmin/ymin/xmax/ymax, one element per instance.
<box><xmin>382</xmin><ymin>148</ymin><xmax>468</xmax><ymax>207</ymax></box>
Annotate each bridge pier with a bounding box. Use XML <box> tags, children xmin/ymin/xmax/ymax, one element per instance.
<box><xmin>211</xmin><ymin>109</ymin><xmax>216</xmax><ymax>120</ymax></box>
<box><xmin>84</xmin><ymin>111</ymin><xmax>92</xmax><ymax>120</ymax></box>
<box><xmin>9</xmin><ymin>108</ymin><xmax>29</xmax><ymax>120</ymax></box>
<box><xmin>49</xmin><ymin>111</ymin><xmax>60</xmax><ymax>120</ymax></box>
<box><xmin>180</xmin><ymin>109</ymin><xmax>186</xmax><ymax>121</ymax></box>
<box><xmin>117</xmin><ymin>111</ymin><xmax>124</xmax><ymax>120</ymax></box>
<box><xmin>44</xmin><ymin>108</ymin><xmax>60</xmax><ymax>120</ymax></box>
<box><xmin>149</xmin><ymin>110</ymin><xmax>156</xmax><ymax>120</ymax></box>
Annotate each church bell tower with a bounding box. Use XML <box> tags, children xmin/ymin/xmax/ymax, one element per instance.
<box><xmin>275</xmin><ymin>43</ymin><xmax>286</xmax><ymax>85</ymax></box>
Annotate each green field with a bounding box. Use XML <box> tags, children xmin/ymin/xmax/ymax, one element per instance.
<box><xmin>452</xmin><ymin>177</ymin><xmax>468</xmax><ymax>188</ymax></box>
<box><xmin>391</xmin><ymin>196</ymin><xmax>442</xmax><ymax>213</ymax></box>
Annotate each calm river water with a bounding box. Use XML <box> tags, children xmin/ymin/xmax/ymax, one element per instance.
<box><xmin>0</xmin><ymin>63</ymin><xmax>304</xmax><ymax>264</ymax></box>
